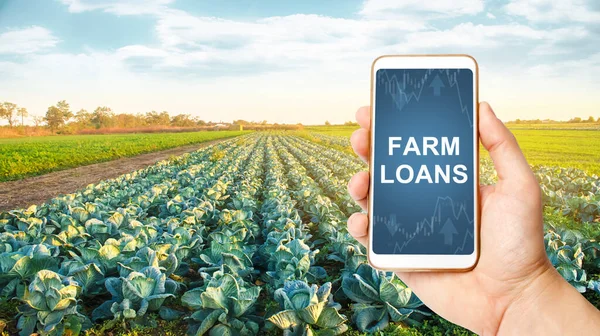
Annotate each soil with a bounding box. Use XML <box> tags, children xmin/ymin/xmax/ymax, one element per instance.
<box><xmin>0</xmin><ymin>140</ymin><xmax>224</xmax><ymax>211</ymax></box>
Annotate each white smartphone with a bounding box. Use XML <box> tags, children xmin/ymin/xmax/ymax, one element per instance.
<box><xmin>368</xmin><ymin>55</ymin><xmax>480</xmax><ymax>271</ymax></box>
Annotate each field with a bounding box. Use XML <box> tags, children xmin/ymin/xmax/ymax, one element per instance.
<box><xmin>0</xmin><ymin>131</ymin><xmax>599</xmax><ymax>336</ymax></box>
<box><xmin>506</xmin><ymin>122</ymin><xmax>600</xmax><ymax>130</ymax></box>
<box><xmin>307</xmin><ymin>125</ymin><xmax>600</xmax><ymax>176</ymax></box>
<box><xmin>0</xmin><ymin>131</ymin><xmax>249</xmax><ymax>182</ymax></box>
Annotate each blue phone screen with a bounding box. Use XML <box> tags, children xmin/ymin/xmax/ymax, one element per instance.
<box><xmin>372</xmin><ymin>68</ymin><xmax>476</xmax><ymax>255</ymax></box>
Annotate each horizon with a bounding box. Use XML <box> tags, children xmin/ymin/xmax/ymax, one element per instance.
<box><xmin>1</xmin><ymin>0</ymin><xmax>599</xmax><ymax>125</ymax></box>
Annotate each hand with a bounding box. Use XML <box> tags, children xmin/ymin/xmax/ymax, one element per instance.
<box><xmin>347</xmin><ymin>102</ymin><xmax>600</xmax><ymax>335</ymax></box>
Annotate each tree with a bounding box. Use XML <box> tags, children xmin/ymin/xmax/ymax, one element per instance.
<box><xmin>569</xmin><ymin>117</ymin><xmax>582</xmax><ymax>123</ymax></box>
<box><xmin>145</xmin><ymin>110</ymin><xmax>170</xmax><ymax>126</ymax></box>
<box><xmin>114</xmin><ymin>113</ymin><xmax>143</xmax><ymax>128</ymax></box>
<box><xmin>91</xmin><ymin>106</ymin><xmax>114</xmax><ymax>129</ymax></box>
<box><xmin>45</xmin><ymin>106</ymin><xmax>66</xmax><ymax>131</ymax></box>
<box><xmin>57</xmin><ymin>100</ymin><xmax>71</xmax><ymax>116</ymax></box>
<box><xmin>587</xmin><ymin>116</ymin><xmax>595</xmax><ymax>123</ymax></box>
<box><xmin>74</xmin><ymin>109</ymin><xmax>93</xmax><ymax>128</ymax></box>
<box><xmin>325</xmin><ymin>120</ymin><xmax>331</xmax><ymax>126</ymax></box>
<box><xmin>0</xmin><ymin>102</ymin><xmax>17</xmax><ymax>127</ymax></box>
<box><xmin>45</xmin><ymin>101</ymin><xmax>73</xmax><ymax>131</ymax></box>
<box><xmin>32</xmin><ymin>116</ymin><xmax>45</xmax><ymax>127</ymax></box>
<box><xmin>17</xmin><ymin>107</ymin><xmax>28</xmax><ymax>126</ymax></box>
<box><xmin>0</xmin><ymin>104</ymin><xmax>6</xmax><ymax>126</ymax></box>
<box><xmin>171</xmin><ymin>114</ymin><xmax>195</xmax><ymax>127</ymax></box>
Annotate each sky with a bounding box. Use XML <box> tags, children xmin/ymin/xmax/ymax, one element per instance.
<box><xmin>0</xmin><ymin>0</ymin><xmax>599</xmax><ymax>125</ymax></box>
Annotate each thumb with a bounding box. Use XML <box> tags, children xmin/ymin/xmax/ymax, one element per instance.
<box><xmin>478</xmin><ymin>102</ymin><xmax>536</xmax><ymax>191</ymax></box>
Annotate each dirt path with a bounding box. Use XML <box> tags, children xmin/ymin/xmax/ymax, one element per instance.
<box><xmin>0</xmin><ymin>140</ymin><xmax>223</xmax><ymax>211</ymax></box>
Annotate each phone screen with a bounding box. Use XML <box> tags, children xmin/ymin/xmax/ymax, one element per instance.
<box><xmin>372</xmin><ymin>68</ymin><xmax>476</xmax><ymax>255</ymax></box>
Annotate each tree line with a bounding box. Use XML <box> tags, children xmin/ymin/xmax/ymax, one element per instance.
<box><xmin>0</xmin><ymin>100</ymin><xmax>228</xmax><ymax>132</ymax></box>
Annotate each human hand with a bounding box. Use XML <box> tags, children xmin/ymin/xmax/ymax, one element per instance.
<box><xmin>347</xmin><ymin>102</ymin><xmax>600</xmax><ymax>335</ymax></box>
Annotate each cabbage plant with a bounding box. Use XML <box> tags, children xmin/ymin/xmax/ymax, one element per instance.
<box><xmin>17</xmin><ymin>270</ymin><xmax>90</xmax><ymax>336</ymax></box>
<box><xmin>265</xmin><ymin>239</ymin><xmax>326</xmax><ymax>288</ymax></box>
<box><xmin>182</xmin><ymin>273</ymin><xmax>260</xmax><ymax>336</ymax></box>
<box><xmin>92</xmin><ymin>266</ymin><xmax>177</xmax><ymax>327</ymax></box>
<box><xmin>342</xmin><ymin>264</ymin><xmax>428</xmax><ymax>332</ymax></box>
<box><xmin>267</xmin><ymin>281</ymin><xmax>348</xmax><ymax>336</ymax></box>
<box><xmin>117</xmin><ymin>246</ymin><xmax>178</xmax><ymax>277</ymax></box>
<box><xmin>545</xmin><ymin>230</ymin><xmax>588</xmax><ymax>292</ymax></box>
<box><xmin>0</xmin><ymin>244</ymin><xmax>60</xmax><ymax>298</ymax></box>
<box><xmin>196</xmin><ymin>243</ymin><xmax>255</xmax><ymax>278</ymax></box>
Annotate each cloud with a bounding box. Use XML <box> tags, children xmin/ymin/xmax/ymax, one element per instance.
<box><xmin>486</xmin><ymin>12</ymin><xmax>496</xmax><ymax>19</ymax></box>
<box><xmin>110</xmin><ymin>9</ymin><xmax>588</xmax><ymax>79</ymax></box>
<box><xmin>4</xmin><ymin>2</ymin><xmax>599</xmax><ymax>123</ymax></box>
<box><xmin>379</xmin><ymin>23</ymin><xmax>583</xmax><ymax>52</ymax></box>
<box><xmin>527</xmin><ymin>52</ymin><xmax>600</xmax><ymax>79</ymax></box>
<box><xmin>505</xmin><ymin>0</ymin><xmax>600</xmax><ymax>23</ymax></box>
<box><xmin>58</xmin><ymin>0</ymin><xmax>173</xmax><ymax>15</ymax></box>
<box><xmin>360</xmin><ymin>0</ymin><xmax>484</xmax><ymax>18</ymax></box>
<box><xmin>0</xmin><ymin>26</ymin><xmax>59</xmax><ymax>55</ymax></box>
<box><xmin>113</xmin><ymin>11</ymin><xmax>427</xmax><ymax>75</ymax></box>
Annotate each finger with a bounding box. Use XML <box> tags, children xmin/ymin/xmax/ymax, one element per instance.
<box><xmin>355</xmin><ymin>106</ymin><xmax>371</xmax><ymax>130</ymax></box>
<box><xmin>351</xmin><ymin>128</ymin><xmax>369</xmax><ymax>163</ymax></box>
<box><xmin>348</xmin><ymin>171</ymin><xmax>369</xmax><ymax>211</ymax></box>
<box><xmin>347</xmin><ymin>213</ymin><xmax>368</xmax><ymax>246</ymax></box>
<box><xmin>478</xmin><ymin>102</ymin><xmax>536</xmax><ymax>190</ymax></box>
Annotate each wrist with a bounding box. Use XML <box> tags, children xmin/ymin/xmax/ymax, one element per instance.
<box><xmin>497</xmin><ymin>261</ymin><xmax>600</xmax><ymax>335</ymax></box>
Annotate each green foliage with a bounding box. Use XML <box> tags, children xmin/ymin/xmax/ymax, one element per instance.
<box><xmin>83</xmin><ymin>316</ymin><xmax>187</xmax><ymax>336</ymax></box>
<box><xmin>344</xmin><ymin>315</ymin><xmax>474</xmax><ymax>336</ymax></box>
<box><xmin>45</xmin><ymin>100</ymin><xmax>73</xmax><ymax>131</ymax></box>
<box><xmin>183</xmin><ymin>273</ymin><xmax>261</xmax><ymax>336</ymax></box>
<box><xmin>267</xmin><ymin>281</ymin><xmax>348</xmax><ymax>335</ymax></box>
<box><xmin>1</xmin><ymin>132</ymin><xmax>600</xmax><ymax>336</ymax></box>
<box><xmin>342</xmin><ymin>264</ymin><xmax>429</xmax><ymax>333</ymax></box>
<box><xmin>17</xmin><ymin>270</ymin><xmax>90</xmax><ymax>336</ymax></box>
<box><xmin>0</xmin><ymin>244</ymin><xmax>60</xmax><ymax>299</ymax></box>
<box><xmin>91</xmin><ymin>266</ymin><xmax>177</xmax><ymax>327</ymax></box>
<box><xmin>0</xmin><ymin>130</ymin><xmax>249</xmax><ymax>182</ymax></box>
<box><xmin>544</xmin><ymin>223</ymin><xmax>600</xmax><ymax>293</ymax></box>
<box><xmin>264</xmin><ymin>239</ymin><xmax>326</xmax><ymax>288</ymax></box>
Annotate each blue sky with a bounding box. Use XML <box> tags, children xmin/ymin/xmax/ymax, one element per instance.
<box><xmin>0</xmin><ymin>0</ymin><xmax>599</xmax><ymax>124</ymax></box>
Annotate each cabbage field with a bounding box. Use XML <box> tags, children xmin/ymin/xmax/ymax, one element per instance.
<box><xmin>0</xmin><ymin>133</ymin><xmax>599</xmax><ymax>336</ymax></box>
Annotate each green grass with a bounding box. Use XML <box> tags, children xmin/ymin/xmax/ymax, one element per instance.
<box><xmin>341</xmin><ymin>316</ymin><xmax>475</xmax><ymax>336</ymax></box>
<box><xmin>306</xmin><ymin>125</ymin><xmax>360</xmax><ymax>136</ymax></box>
<box><xmin>0</xmin><ymin>131</ymin><xmax>250</xmax><ymax>182</ymax></box>
<box><xmin>506</xmin><ymin>122</ymin><xmax>600</xmax><ymax>130</ymax></box>
<box><xmin>307</xmin><ymin>125</ymin><xmax>600</xmax><ymax>176</ymax></box>
<box><xmin>498</xmin><ymin>129</ymin><xmax>600</xmax><ymax>176</ymax></box>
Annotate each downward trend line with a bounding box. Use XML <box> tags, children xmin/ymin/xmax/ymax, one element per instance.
<box><xmin>378</xmin><ymin>69</ymin><xmax>472</xmax><ymax>126</ymax></box>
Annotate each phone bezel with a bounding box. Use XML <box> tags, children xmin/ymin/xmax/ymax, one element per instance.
<box><xmin>367</xmin><ymin>54</ymin><xmax>480</xmax><ymax>271</ymax></box>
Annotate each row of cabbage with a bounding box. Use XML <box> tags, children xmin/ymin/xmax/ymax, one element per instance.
<box><xmin>4</xmin><ymin>131</ymin><xmax>597</xmax><ymax>336</ymax></box>
<box><xmin>0</xmin><ymin>134</ymin><xmax>431</xmax><ymax>336</ymax></box>
<box><xmin>272</xmin><ymin>135</ymin><xmax>430</xmax><ymax>332</ymax></box>
<box><xmin>0</xmin><ymin>137</ymin><xmax>261</xmax><ymax>335</ymax></box>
